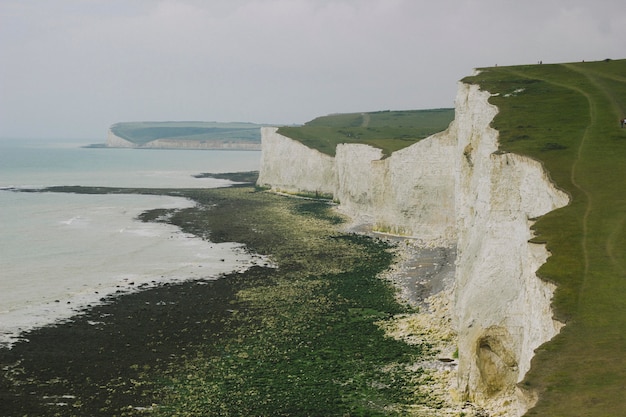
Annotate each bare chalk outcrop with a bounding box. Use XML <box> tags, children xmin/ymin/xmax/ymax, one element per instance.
<box><xmin>453</xmin><ymin>83</ymin><xmax>568</xmax><ymax>415</ymax></box>
<box><xmin>257</xmin><ymin>80</ymin><xmax>569</xmax><ymax>416</ymax></box>
<box><xmin>106</xmin><ymin>128</ymin><xmax>262</xmax><ymax>150</ymax></box>
<box><xmin>258</xmin><ymin>126</ymin><xmax>456</xmax><ymax>243</ymax></box>
<box><xmin>106</xmin><ymin>129</ymin><xmax>135</xmax><ymax>148</ymax></box>
<box><xmin>257</xmin><ymin>127</ymin><xmax>336</xmax><ymax>197</ymax></box>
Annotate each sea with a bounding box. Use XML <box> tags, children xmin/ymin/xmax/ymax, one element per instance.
<box><xmin>0</xmin><ymin>137</ymin><xmax>262</xmax><ymax>348</ymax></box>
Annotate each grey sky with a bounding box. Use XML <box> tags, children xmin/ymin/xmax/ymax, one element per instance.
<box><xmin>1</xmin><ymin>0</ymin><xmax>624</xmax><ymax>139</ymax></box>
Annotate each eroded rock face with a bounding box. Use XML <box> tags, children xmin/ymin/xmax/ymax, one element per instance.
<box><xmin>106</xmin><ymin>129</ymin><xmax>262</xmax><ymax>150</ymax></box>
<box><xmin>453</xmin><ymin>83</ymin><xmax>569</xmax><ymax>415</ymax></box>
<box><xmin>141</xmin><ymin>139</ymin><xmax>261</xmax><ymax>150</ymax></box>
<box><xmin>334</xmin><ymin>132</ymin><xmax>456</xmax><ymax>242</ymax></box>
<box><xmin>257</xmin><ymin>127</ymin><xmax>336</xmax><ymax>198</ymax></box>
<box><xmin>106</xmin><ymin>130</ymin><xmax>135</xmax><ymax>148</ymax></box>
<box><xmin>257</xmin><ymin>128</ymin><xmax>456</xmax><ymax>243</ymax></box>
<box><xmin>257</xmin><ymin>80</ymin><xmax>569</xmax><ymax>416</ymax></box>
<box><xmin>475</xmin><ymin>326</ymin><xmax>518</xmax><ymax>397</ymax></box>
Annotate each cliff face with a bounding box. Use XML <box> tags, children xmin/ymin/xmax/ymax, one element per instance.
<box><xmin>257</xmin><ymin>127</ymin><xmax>456</xmax><ymax>242</ymax></box>
<box><xmin>453</xmin><ymin>83</ymin><xmax>568</xmax><ymax>414</ymax></box>
<box><xmin>334</xmin><ymin>130</ymin><xmax>456</xmax><ymax>241</ymax></box>
<box><xmin>257</xmin><ymin>81</ymin><xmax>569</xmax><ymax>415</ymax></box>
<box><xmin>141</xmin><ymin>139</ymin><xmax>261</xmax><ymax>150</ymax></box>
<box><xmin>106</xmin><ymin>129</ymin><xmax>262</xmax><ymax>150</ymax></box>
<box><xmin>257</xmin><ymin>127</ymin><xmax>336</xmax><ymax>197</ymax></box>
<box><xmin>107</xmin><ymin>130</ymin><xmax>135</xmax><ymax>148</ymax></box>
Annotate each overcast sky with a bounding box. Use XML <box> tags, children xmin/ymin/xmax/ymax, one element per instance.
<box><xmin>1</xmin><ymin>0</ymin><xmax>624</xmax><ymax>139</ymax></box>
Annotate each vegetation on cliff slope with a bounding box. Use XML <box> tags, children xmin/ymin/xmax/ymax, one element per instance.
<box><xmin>277</xmin><ymin>108</ymin><xmax>454</xmax><ymax>157</ymax></box>
<box><xmin>463</xmin><ymin>58</ymin><xmax>626</xmax><ymax>416</ymax></box>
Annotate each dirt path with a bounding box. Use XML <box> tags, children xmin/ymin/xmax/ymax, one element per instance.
<box><xmin>483</xmin><ymin>62</ymin><xmax>626</xmax><ymax>416</ymax></box>
<box><xmin>508</xmin><ymin>66</ymin><xmax>594</xmax><ymax>296</ymax></box>
<box><xmin>562</xmin><ymin>62</ymin><xmax>626</xmax><ymax>285</ymax></box>
<box><xmin>360</xmin><ymin>112</ymin><xmax>370</xmax><ymax>127</ymax></box>
<box><xmin>566</xmin><ymin>63</ymin><xmax>626</xmax><ymax>123</ymax></box>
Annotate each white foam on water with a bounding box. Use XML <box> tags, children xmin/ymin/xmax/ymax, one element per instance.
<box><xmin>0</xmin><ymin>139</ymin><xmax>265</xmax><ymax>348</ymax></box>
<box><xmin>0</xmin><ymin>191</ymin><xmax>267</xmax><ymax>348</ymax></box>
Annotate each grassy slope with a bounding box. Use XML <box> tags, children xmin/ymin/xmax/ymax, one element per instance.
<box><xmin>110</xmin><ymin>121</ymin><xmax>262</xmax><ymax>145</ymax></box>
<box><xmin>463</xmin><ymin>59</ymin><xmax>626</xmax><ymax>416</ymax></box>
<box><xmin>277</xmin><ymin>109</ymin><xmax>454</xmax><ymax>157</ymax></box>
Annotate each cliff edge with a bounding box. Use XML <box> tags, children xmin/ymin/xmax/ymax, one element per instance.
<box><xmin>257</xmin><ymin>81</ymin><xmax>569</xmax><ymax>415</ymax></box>
<box><xmin>453</xmin><ymin>82</ymin><xmax>568</xmax><ymax>415</ymax></box>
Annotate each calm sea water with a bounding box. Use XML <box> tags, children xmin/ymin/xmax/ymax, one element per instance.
<box><xmin>0</xmin><ymin>138</ymin><xmax>262</xmax><ymax>347</ymax></box>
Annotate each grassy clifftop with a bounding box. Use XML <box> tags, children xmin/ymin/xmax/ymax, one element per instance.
<box><xmin>464</xmin><ymin>58</ymin><xmax>626</xmax><ymax>416</ymax></box>
<box><xmin>110</xmin><ymin>121</ymin><xmax>262</xmax><ymax>145</ymax></box>
<box><xmin>277</xmin><ymin>108</ymin><xmax>454</xmax><ymax>157</ymax></box>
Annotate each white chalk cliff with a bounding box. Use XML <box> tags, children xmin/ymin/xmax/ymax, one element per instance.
<box><xmin>453</xmin><ymin>83</ymin><xmax>568</xmax><ymax>414</ymax></box>
<box><xmin>106</xmin><ymin>130</ymin><xmax>135</xmax><ymax>148</ymax></box>
<box><xmin>258</xmin><ymin>126</ymin><xmax>457</xmax><ymax>242</ymax></box>
<box><xmin>257</xmin><ymin>80</ymin><xmax>569</xmax><ymax>415</ymax></box>
<box><xmin>106</xmin><ymin>129</ymin><xmax>262</xmax><ymax>150</ymax></box>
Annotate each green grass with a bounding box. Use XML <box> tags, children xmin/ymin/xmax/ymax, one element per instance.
<box><xmin>110</xmin><ymin>121</ymin><xmax>262</xmax><ymax>145</ymax></box>
<box><xmin>277</xmin><ymin>109</ymin><xmax>454</xmax><ymax>157</ymax></box>
<box><xmin>463</xmin><ymin>58</ymin><xmax>626</xmax><ymax>416</ymax></box>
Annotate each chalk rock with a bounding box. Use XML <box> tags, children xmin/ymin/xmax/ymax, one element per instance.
<box><xmin>257</xmin><ymin>128</ymin><xmax>456</xmax><ymax>242</ymax></box>
<box><xmin>257</xmin><ymin>79</ymin><xmax>570</xmax><ymax>416</ymax></box>
<box><xmin>453</xmin><ymin>82</ymin><xmax>568</xmax><ymax>415</ymax></box>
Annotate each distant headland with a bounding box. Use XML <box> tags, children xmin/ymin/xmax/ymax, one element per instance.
<box><xmin>105</xmin><ymin>121</ymin><xmax>263</xmax><ymax>150</ymax></box>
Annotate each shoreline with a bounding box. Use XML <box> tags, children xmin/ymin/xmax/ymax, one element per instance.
<box><xmin>0</xmin><ymin>190</ymin><xmax>266</xmax><ymax>349</ymax></box>
<box><xmin>1</xmin><ymin>184</ymin><xmax>465</xmax><ymax>416</ymax></box>
<box><xmin>0</xmin><ymin>270</ymin><xmax>250</xmax><ymax>414</ymax></box>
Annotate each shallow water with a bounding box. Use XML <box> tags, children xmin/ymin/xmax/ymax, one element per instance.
<box><xmin>0</xmin><ymin>137</ymin><xmax>259</xmax><ymax>189</ymax></box>
<box><xmin>0</xmin><ymin>138</ymin><xmax>262</xmax><ymax>347</ymax></box>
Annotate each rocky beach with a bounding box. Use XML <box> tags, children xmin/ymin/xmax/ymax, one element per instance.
<box><xmin>0</xmin><ymin>180</ymin><xmax>465</xmax><ymax>416</ymax></box>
